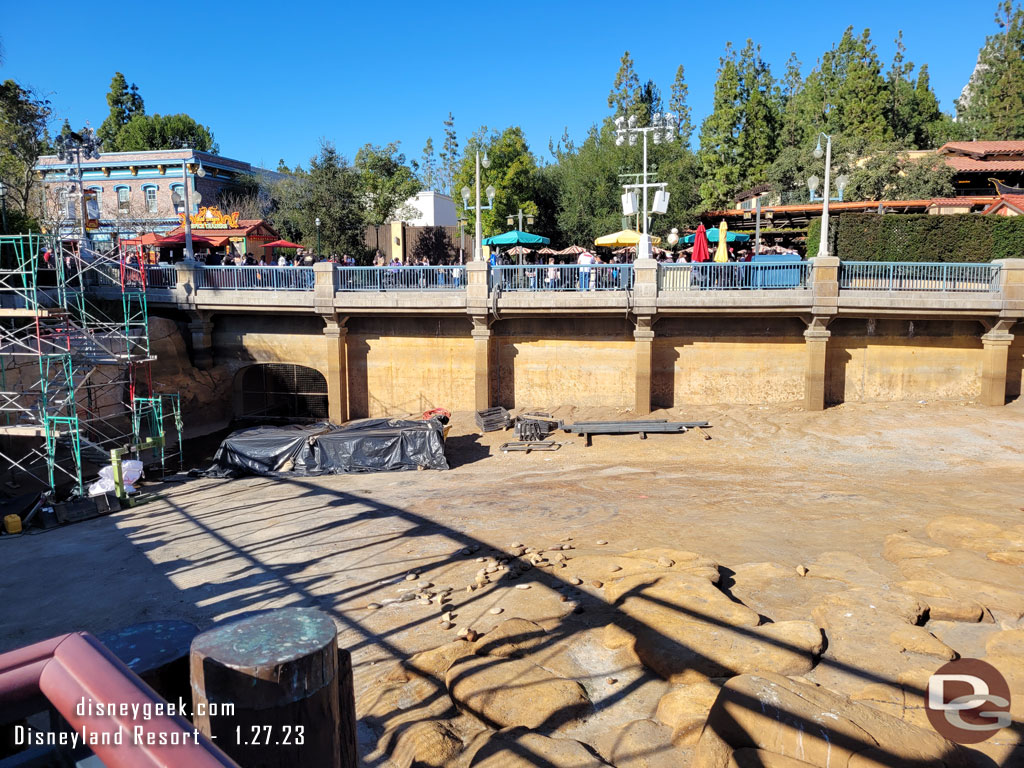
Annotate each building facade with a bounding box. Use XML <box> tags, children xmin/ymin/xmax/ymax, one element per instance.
<box><xmin>34</xmin><ymin>149</ymin><xmax>279</xmax><ymax>245</ymax></box>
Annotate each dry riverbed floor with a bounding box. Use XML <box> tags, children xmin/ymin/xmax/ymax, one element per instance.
<box><xmin>3</xmin><ymin>400</ymin><xmax>1024</xmax><ymax>766</ymax></box>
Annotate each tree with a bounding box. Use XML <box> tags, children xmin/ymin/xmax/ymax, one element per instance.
<box><xmin>886</xmin><ymin>31</ymin><xmax>917</xmax><ymax>145</ymax></box>
<box><xmin>668</xmin><ymin>65</ymin><xmax>693</xmax><ymax>144</ymax></box>
<box><xmin>698</xmin><ymin>44</ymin><xmax>743</xmax><ymax>208</ymax></box>
<box><xmin>735</xmin><ymin>40</ymin><xmax>781</xmax><ymax>187</ymax></box>
<box><xmin>419</xmin><ymin>136</ymin><xmax>436</xmax><ymax>190</ymax></box>
<box><xmin>845</xmin><ymin>145</ymin><xmax>955</xmax><ymax>200</ymax></box>
<box><xmin>114</xmin><ymin>113</ymin><xmax>218</xmax><ymax>153</ymax></box>
<box><xmin>355</xmin><ymin>142</ymin><xmax>422</xmax><ymax>233</ymax></box>
<box><xmin>438</xmin><ymin>113</ymin><xmax>458</xmax><ymax>196</ymax></box>
<box><xmin>0</xmin><ymin>80</ymin><xmax>51</xmax><ymax>217</ymax></box>
<box><xmin>957</xmin><ymin>1</ymin><xmax>1024</xmax><ymax>139</ymax></box>
<box><xmin>411</xmin><ymin>226</ymin><xmax>453</xmax><ymax>263</ymax></box>
<box><xmin>97</xmin><ymin>73</ymin><xmax>144</xmax><ymax>151</ymax></box>
<box><xmin>608</xmin><ymin>51</ymin><xmax>640</xmax><ymax>115</ymax></box>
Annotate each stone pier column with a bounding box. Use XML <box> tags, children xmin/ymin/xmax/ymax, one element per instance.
<box><xmin>323</xmin><ymin>316</ymin><xmax>349</xmax><ymax>423</ymax></box>
<box><xmin>634</xmin><ymin>317</ymin><xmax>655</xmax><ymax>416</ymax></box>
<box><xmin>981</xmin><ymin>321</ymin><xmax>1015</xmax><ymax>407</ymax></box>
<box><xmin>187</xmin><ymin>310</ymin><xmax>214</xmax><ymax>371</ymax></box>
<box><xmin>803</xmin><ymin>318</ymin><xmax>831</xmax><ymax>411</ymax></box>
<box><xmin>471</xmin><ymin>317</ymin><xmax>492</xmax><ymax>411</ymax></box>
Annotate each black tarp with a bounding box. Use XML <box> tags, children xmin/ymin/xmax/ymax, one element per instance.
<box><xmin>202</xmin><ymin>418</ymin><xmax>448</xmax><ymax>478</ymax></box>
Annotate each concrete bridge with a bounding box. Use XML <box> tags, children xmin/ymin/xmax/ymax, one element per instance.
<box><xmin>99</xmin><ymin>258</ymin><xmax>1024</xmax><ymax>423</ymax></box>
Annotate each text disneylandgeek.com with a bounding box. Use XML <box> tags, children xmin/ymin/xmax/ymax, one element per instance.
<box><xmin>12</xmin><ymin>696</ymin><xmax>306</xmax><ymax>749</ymax></box>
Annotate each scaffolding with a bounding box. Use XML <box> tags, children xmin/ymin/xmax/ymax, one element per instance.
<box><xmin>0</xmin><ymin>234</ymin><xmax>183</xmax><ymax>499</ymax></box>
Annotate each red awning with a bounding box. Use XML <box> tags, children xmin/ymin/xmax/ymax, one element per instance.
<box><xmin>156</xmin><ymin>232</ymin><xmax>216</xmax><ymax>247</ymax></box>
<box><xmin>263</xmin><ymin>240</ymin><xmax>304</xmax><ymax>249</ymax></box>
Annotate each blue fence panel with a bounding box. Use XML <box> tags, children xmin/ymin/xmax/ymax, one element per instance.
<box><xmin>658</xmin><ymin>262</ymin><xmax>811</xmax><ymax>291</ymax></box>
<box><xmin>838</xmin><ymin>262</ymin><xmax>1001</xmax><ymax>292</ymax></box>
<box><xmin>491</xmin><ymin>264</ymin><xmax>634</xmax><ymax>292</ymax></box>
<box><xmin>144</xmin><ymin>265</ymin><xmax>177</xmax><ymax>288</ymax></box>
<box><xmin>196</xmin><ymin>266</ymin><xmax>315</xmax><ymax>291</ymax></box>
<box><xmin>335</xmin><ymin>265</ymin><xmax>466</xmax><ymax>291</ymax></box>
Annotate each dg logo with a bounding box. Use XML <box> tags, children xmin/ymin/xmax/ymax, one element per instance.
<box><xmin>926</xmin><ymin>658</ymin><xmax>1012</xmax><ymax>744</ymax></box>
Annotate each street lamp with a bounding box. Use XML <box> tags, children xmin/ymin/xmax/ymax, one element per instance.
<box><xmin>315</xmin><ymin>217</ymin><xmax>321</xmax><ymax>257</ymax></box>
<box><xmin>0</xmin><ymin>180</ymin><xmax>7</xmax><ymax>234</ymax></box>
<box><xmin>506</xmin><ymin>208</ymin><xmax>535</xmax><ymax>232</ymax></box>
<box><xmin>175</xmin><ymin>159</ymin><xmax>206</xmax><ymax>261</ymax></box>
<box><xmin>460</xmin><ymin>150</ymin><xmax>495</xmax><ymax>262</ymax></box>
<box><xmin>457</xmin><ymin>217</ymin><xmax>468</xmax><ymax>262</ymax></box>
<box><xmin>615</xmin><ymin>111</ymin><xmax>677</xmax><ymax>258</ymax></box>
<box><xmin>54</xmin><ymin>125</ymin><xmax>101</xmax><ymax>253</ymax></box>
<box><xmin>806</xmin><ymin>133</ymin><xmax>849</xmax><ymax>259</ymax></box>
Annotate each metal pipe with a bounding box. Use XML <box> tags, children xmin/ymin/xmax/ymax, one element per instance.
<box><xmin>182</xmin><ymin>160</ymin><xmax>195</xmax><ymax>261</ymax></box>
<box><xmin>474</xmin><ymin>151</ymin><xmax>482</xmax><ymax>262</ymax></box>
<box><xmin>820</xmin><ymin>135</ymin><xmax>832</xmax><ymax>259</ymax></box>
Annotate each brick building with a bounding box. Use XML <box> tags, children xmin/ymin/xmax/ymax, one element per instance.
<box><xmin>34</xmin><ymin>149</ymin><xmax>279</xmax><ymax>245</ymax></box>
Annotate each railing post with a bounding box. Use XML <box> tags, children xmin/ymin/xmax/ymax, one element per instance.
<box><xmin>809</xmin><ymin>256</ymin><xmax>840</xmax><ymax>317</ymax></box>
<box><xmin>173</xmin><ymin>260</ymin><xmax>198</xmax><ymax>308</ymax></box>
<box><xmin>632</xmin><ymin>258</ymin><xmax>659</xmax><ymax>314</ymax></box>
<box><xmin>313</xmin><ymin>262</ymin><xmax>337</xmax><ymax>314</ymax></box>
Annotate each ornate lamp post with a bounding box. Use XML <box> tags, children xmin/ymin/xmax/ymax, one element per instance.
<box><xmin>460</xmin><ymin>150</ymin><xmax>495</xmax><ymax>262</ymax></box>
<box><xmin>806</xmin><ymin>133</ymin><xmax>849</xmax><ymax>259</ymax></box>
<box><xmin>506</xmin><ymin>208</ymin><xmax>535</xmax><ymax>232</ymax></box>
<box><xmin>315</xmin><ymin>217</ymin><xmax>321</xmax><ymax>257</ymax></box>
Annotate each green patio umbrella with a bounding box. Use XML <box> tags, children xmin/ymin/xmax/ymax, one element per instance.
<box><xmin>482</xmin><ymin>230</ymin><xmax>551</xmax><ymax>246</ymax></box>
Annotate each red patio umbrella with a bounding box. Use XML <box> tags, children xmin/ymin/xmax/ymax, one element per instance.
<box><xmin>691</xmin><ymin>223</ymin><xmax>710</xmax><ymax>263</ymax></box>
<box><xmin>264</xmin><ymin>240</ymin><xmax>304</xmax><ymax>249</ymax></box>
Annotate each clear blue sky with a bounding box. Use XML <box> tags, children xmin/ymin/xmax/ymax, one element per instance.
<box><xmin>1</xmin><ymin>0</ymin><xmax>999</xmax><ymax>170</ymax></box>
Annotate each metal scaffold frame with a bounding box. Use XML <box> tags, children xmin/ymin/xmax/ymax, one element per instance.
<box><xmin>0</xmin><ymin>233</ymin><xmax>183</xmax><ymax>499</ymax></box>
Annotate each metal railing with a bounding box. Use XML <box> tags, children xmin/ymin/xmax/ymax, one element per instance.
<box><xmin>659</xmin><ymin>262</ymin><xmax>811</xmax><ymax>291</ymax></box>
<box><xmin>491</xmin><ymin>264</ymin><xmax>634</xmax><ymax>292</ymax></box>
<box><xmin>335</xmin><ymin>265</ymin><xmax>466</xmax><ymax>291</ymax></box>
<box><xmin>838</xmin><ymin>262</ymin><xmax>1001</xmax><ymax>292</ymax></box>
<box><xmin>145</xmin><ymin>265</ymin><xmax>177</xmax><ymax>288</ymax></box>
<box><xmin>195</xmin><ymin>266</ymin><xmax>315</xmax><ymax>291</ymax></box>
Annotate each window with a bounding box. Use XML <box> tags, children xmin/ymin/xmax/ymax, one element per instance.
<box><xmin>88</xmin><ymin>187</ymin><xmax>102</xmax><ymax>212</ymax></box>
<box><xmin>170</xmin><ymin>184</ymin><xmax>185</xmax><ymax>214</ymax></box>
<box><xmin>144</xmin><ymin>186</ymin><xmax>158</xmax><ymax>213</ymax></box>
<box><xmin>116</xmin><ymin>187</ymin><xmax>130</xmax><ymax>213</ymax></box>
<box><xmin>58</xmin><ymin>190</ymin><xmax>74</xmax><ymax>219</ymax></box>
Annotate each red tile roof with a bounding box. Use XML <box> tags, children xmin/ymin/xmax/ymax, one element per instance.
<box><xmin>942</xmin><ymin>156</ymin><xmax>1024</xmax><ymax>172</ymax></box>
<box><xmin>926</xmin><ymin>197</ymin><xmax>997</xmax><ymax>206</ymax></box>
<box><xmin>940</xmin><ymin>141</ymin><xmax>1024</xmax><ymax>157</ymax></box>
<box><xmin>982</xmin><ymin>195</ymin><xmax>1024</xmax><ymax>215</ymax></box>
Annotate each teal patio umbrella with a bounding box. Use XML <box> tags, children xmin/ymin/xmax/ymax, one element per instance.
<box><xmin>682</xmin><ymin>229</ymin><xmax>750</xmax><ymax>244</ymax></box>
<box><xmin>483</xmin><ymin>230</ymin><xmax>551</xmax><ymax>264</ymax></box>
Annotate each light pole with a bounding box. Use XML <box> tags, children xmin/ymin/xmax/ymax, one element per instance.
<box><xmin>806</xmin><ymin>134</ymin><xmax>849</xmax><ymax>259</ymax></box>
<box><xmin>54</xmin><ymin>126</ymin><xmax>101</xmax><ymax>254</ymax></box>
<box><xmin>315</xmin><ymin>217</ymin><xmax>321</xmax><ymax>257</ymax></box>
<box><xmin>175</xmin><ymin>159</ymin><xmax>206</xmax><ymax>261</ymax></box>
<box><xmin>0</xmin><ymin>180</ymin><xmax>7</xmax><ymax>234</ymax></box>
<box><xmin>615</xmin><ymin>112</ymin><xmax>677</xmax><ymax>258</ymax></box>
<box><xmin>461</xmin><ymin>150</ymin><xmax>495</xmax><ymax>262</ymax></box>
<box><xmin>506</xmin><ymin>208</ymin><xmax>535</xmax><ymax>232</ymax></box>
<box><xmin>457</xmin><ymin>217</ymin><xmax>467</xmax><ymax>262</ymax></box>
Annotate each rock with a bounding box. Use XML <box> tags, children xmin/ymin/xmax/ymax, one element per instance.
<box><xmin>926</xmin><ymin>515</ymin><xmax>1004</xmax><ymax>550</ymax></box>
<box><xmin>390</xmin><ymin>721</ymin><xmax>462</xmax><ymax>768</ymax></box>
<box><xmin>895</xmin><ymin>580</ymin><xmax>985</xmax><ymax>622</ymax></box>
<box><xmin>457</xmin><ymin>627</ymin><xmax>469</xmax><ymax>638</ymax></box>
<box><xmin>656</xmin><ymin>682</ymin><xmax>721</xmax><ymax>745</ymax></box>
<box><xmin>898</xmin><ymin>550</ymin><xmax>1024</xmax><ymax>623</ymax></box>
<box><xmin>510</xmin><ymin>541</ymin><xmax>523</xmax><ymax>548</ymax></box>
<box><xmin>596</xmin><ymin>718</ymin><xmax>689</xmax><ymax>768</ymax></box>
<box><xmin>691</xmin><ymin>673</ymin><xmax>973</xmax><ymax>768</ymax></box>
<box><xmin>463</xmin><ymin>727</ymin><xmax>611</xmax><ymax>767</ymax></box>
<box><xmin>606</xmin><ymin>677</ymin><xmax>617</xmax><ymax>685</ymax></box>
<box><xmin>367</xmin><ymin>602</ymin><xmax>382</xmax><ymax>610</ymax></box>
<box><xmin>657</xmin><ymin>557</ymin><xmax>675</xmax><ymax>568</ymax></box>
<box><xmin>606</xmin><ymin>572</ymin><xmax>761</xmax><ymax>629</ymax></box>
<box><xmin>805</xmin><ymin>551</ymin><xmax>884</xmax><ymax>586</ymax></box>
<box><xmin>562</xmin><ymin>544</ymin><xmax>573</xmax><ymax>551</ymax></box>
<box><xmin>405</xmin><ymin>573</ymin><xmax>418</xmax><ymax>581</ymax></box>
<box><xmin>440</xmin><ymin>622</ymin><xmax>453</xmax><ymax>630</ymax></box>
<box><xmin>887</xmin><ymin>626</ymin><xmax>956</xmax><ymax>659</ymax></box>
<box><xmin>989</xmin><ymin>551</ymin><xmax>1024</xmax><ymax>566</ymax></box>
<box><xmin>570</xmin><ymin>577</ymin><xmax>582</xmax><ymax>585</ymax></box>
<box><xmin>813</xmin><ymin>587</ymin><xmax>927</xmax><ymax>625</ymax></box>
<box><xmin>446</xmin><ymin>656</ymin><xmax>591</xmax><ymax>729</ymax></box>
<box><xmin>597</xmin><ymin>540</ymin><xmax>608</xmax><ymax>545</ymax></box>
<box><xmin>883</xmin><ymin>533</ymin><xmax>949</xmax><ymax>562</ymax></box>
<box><xmin>592</xmin><ymin>580</ymin><xmax>603</xmax><ymax>588</ymax></box>
<box><xmin>604</xmin><ymin>623</ymin><xmax>635</xmax><ymax>650</ymax></box>
<box><xmin>795</xmin><ymin>565</ymin><xmax>807</xmax><ymax>577</ymax></box>
<box><xmin>489</xmin><ymin>607</ymin><xmax>503</xmax><ymax>615</ymax></box>
<box><xmin>986</xmin><ymin>629</ymin><xmax>1024</xmax><ymax>657</ymax></box>
<box><xmin>610</xmin><ymin>565</ymin><xmax>622</xmax><ymax>572</ymax></box>
<box><xmin>473</xmin><ymin>618</ymin><xmax>547</xmax><ymax>658</ymax></box>
<box><xmin>406</xmin><ymin>639</ymin><xmax>477</xmax><ymax>678</ymax></box>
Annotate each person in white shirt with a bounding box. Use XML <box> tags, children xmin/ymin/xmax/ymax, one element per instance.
<box><xmin>577</xmin><ymin>250</ymin><xmax>594</xmax><ymax>291</ymax></box>
<box><xmin>278</xmin><ymin>254</ymin><xmax>288</xmax><ymax>267</ymax></box>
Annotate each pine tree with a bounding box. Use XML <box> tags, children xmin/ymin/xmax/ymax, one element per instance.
<box><xmin>698</xmin><ymin>44</ymin><xmax>743</xmax><ymax>208</ymax></box>
<box><xmin>886</xmin><ymin>31</ymin><xmax>917</xmax><ymax>145</ymax></box>
<box><xmin>630</xmin><ymin>79</ymin><xmax>662</xmax><ymax>127</ymax></box>
<box><xmin>957</xmin><ymin>1</ymin><xmax>1024</xmax><ymax>140</ymax></box>
<box><xmin>438</xmin><ymin>113</ymin><xmax>458</xmax><ymax>196</ymax></box>
<box><xmin>668</xmin><ymin>65</ymin><xmax>693</xmax><ymax>143</ymax></box>
<box><xmin>420</xmin><ymin>137</ymin><xmax>436</xmax><ymax>190</ymax></box>
<box><xmin>735</xmin><ymin>40</ymin><xmax>781</xmax><ymax>186</ymax></box>
<box><xmin>831</xmin><ymin>28</ymin><xmax>891</xmax><ymax>143</ymax></box>
<box><xmin>97</xmin><ymin>73</ymin><xmax>144</xmax><ymax>151</ymax></box>
<box><xmin>608</xmin><ymin>51</ymin><xmax>640</xmax><ymax>115</ymax></box>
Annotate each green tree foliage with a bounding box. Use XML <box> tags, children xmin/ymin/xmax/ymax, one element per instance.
<box><xmin>114</xmin><ymin>113</ymin><xmax>217</xmax><ymax>153</ymax></box>
<box><xmin>698</xmin><ymin>45</ymin><xmax>743</xmax><ymax>208</ymax></box>
<box><xmin>735</xmin><ymin>40</ymin><xmax>781</xmax><ymax>187</ymax></box>
<box><xmin>846</xmin><ymin>146</ymin><xmax>956</xmax><ymax>200</ymax></box>
<box><xmin>957</xmin><ymin>1</ymin><xmax>1024</xmax><ymax>139</ymax></box>
<box><xmin>454</xmin><ymin>127</ymin><xmax>540</xmax><ymax>239</ymax></box>
<box><xmin>355</xmin><ymin>141</ymin><xmax>422</xmax><ymax>230</ymax></box>
<box><xmin>608</xmin><ymin>52</ymin><xmax>640</xmax><ymax>116</ymax></box>
<box><xmin>96</xmin><ymin>73</ymin><xmax>144</xmax><ymax>151</ymax></box>
<box><xmin>0</xmin><ymin>80</ymin><xmax>51</xmax><ymax>217</ymax></box>
<box><xmin>668</xmin><ymin>66</ymin><xmax>693</xmax><ymax>144</ymax></box>
<box><xmin>419</xmin><ymin>136</ymin><xmax>436</xmax><ymax>190</ymax></box>
<box><xmin>438</xmin><ymin>113</ymin><xmax>458</xmax><ymax>196</ymax></box>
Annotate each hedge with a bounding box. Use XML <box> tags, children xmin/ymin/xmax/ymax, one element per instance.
<box><xmin>825</xmin><ymin>213</ymin><xmax>1024</xmax><ymax>262</ymax></box>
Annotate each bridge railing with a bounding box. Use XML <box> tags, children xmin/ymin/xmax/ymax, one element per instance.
<box><xmin>491</xmin><ymin>264</ymin><xmax>634</xmax><ymax>292</ymax></box>
<box><xmin>145</xmin><ymin>265</ymin><xmax>177</xmax><ymax>288</ymax></box>
<box><xmin>659</xmin><ymin>262</ymin><xmax>811</xmax><ymax>291</ymax></box>
<box><xmin>195</xmin><ymin>266</ymin><xmax>315</xmax><ymax>291</ymax></box>
<box><xmin>335</xmin><ymin>265</ymin><xmax>466</xmax><ymax>291</ymax></box>
<box><xmin>838</xmin><ymin>262</ymin><xmax>1001</xmax><ymax>292</ymax></box>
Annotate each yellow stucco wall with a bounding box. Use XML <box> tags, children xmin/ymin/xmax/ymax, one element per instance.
<box><xmin>212</xmin><ymin>315</ymin><xmax>329</xmax><ymax>377</ymax></box>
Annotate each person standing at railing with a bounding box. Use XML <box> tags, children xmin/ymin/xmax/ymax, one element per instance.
<box><xmin>578</xmin><ymin>250</ymin><xmax>593</xmax><ymax>291</ymax></box>
<box><xmin>545</xmin><ymin>258</ymin><xmax>557</xmax><ymax>290</ymax></box>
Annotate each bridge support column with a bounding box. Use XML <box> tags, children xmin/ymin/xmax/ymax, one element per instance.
<box><xmin>471</xmin><ymin>317</ymin><xmax>491</xmax><ymax>411</ymax></box>
<box><xmin>634</xmin><ymin>317</ymin><xmax>655</xmax><ymax>416</ymax></box>
<box><xmin>187</xmin><ymin>311</ymin><xmax>214</xmax><ymax>371</ymax></box>
<box><xmin>323</xmin><ymin>316</ymin><xmax>349</xmax><ymax>424</ymax></box>
<box><xmin>981</xmin><ymin>320</ymin><xmax>1014</xmax><ymax>406</ymax></box>
<box><xmin>803</xmin><ymin>317</ymin><xmax>831</xmax><ymax>411</ymax></box>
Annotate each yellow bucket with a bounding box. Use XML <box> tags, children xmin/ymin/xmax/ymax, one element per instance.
<box><xmin>3</xmin><ymin>514</ymin><xmax>22</xmax><ymax>535</ymax></box>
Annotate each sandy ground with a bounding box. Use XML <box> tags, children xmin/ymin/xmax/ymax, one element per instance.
<box><xmin>2</xmin><ymin>400</ymin><xmax>1024</xmax><ymax>761</ymax></box>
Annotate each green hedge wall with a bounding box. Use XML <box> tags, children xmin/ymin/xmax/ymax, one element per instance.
<box><xmin>831</xmin><ymin>213</ymin><xmax>1024</xmax><ymax>262</ymax></box>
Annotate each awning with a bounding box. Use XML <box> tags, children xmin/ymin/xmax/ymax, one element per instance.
<box><xmin>482</xmin><ymin>230</ymin><xmax>551</xmax><ymax>246</ymax></box>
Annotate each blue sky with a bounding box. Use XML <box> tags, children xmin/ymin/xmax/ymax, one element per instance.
<box><xmin>1</xmin><ymin>0</ymin><xmax>999</xmax><ymax>170</ymax></box>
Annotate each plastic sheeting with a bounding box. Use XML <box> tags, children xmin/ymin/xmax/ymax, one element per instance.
<box><xmin>203</xmin><ymin>418</ymin><xmax>448</xmax><ymax>478</ymax></box>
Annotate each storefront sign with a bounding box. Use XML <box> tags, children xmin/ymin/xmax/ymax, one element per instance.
<box><xmin>177</xmin><ymin>207</ymin><xmax>240</xmax><ymax>229</ymax></box>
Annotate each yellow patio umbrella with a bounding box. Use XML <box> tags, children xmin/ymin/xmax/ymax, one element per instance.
<box><xmin>594</xmin><ymin>229</ymin><xmax>662</xmax><ymax>247</ymax></box>
<box><xmin>713</xmin><ymin>220</ymin><xmax>730</xmax><ymax>262</ymax></box>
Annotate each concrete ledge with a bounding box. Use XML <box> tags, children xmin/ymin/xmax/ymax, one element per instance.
<box><xmin>657</xmin><ymin>291</ymin><xmax>814</xmax><ymax>311</ymax></box>
<box><xmin>496</xmin><ymin>293</ymin><xmax>632</xmax><ymax>312</ymax></box>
